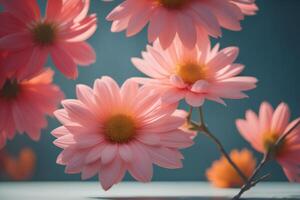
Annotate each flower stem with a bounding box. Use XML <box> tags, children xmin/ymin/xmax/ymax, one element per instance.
<box><xmin>250</xmin><ymin>173</ymin><xmax>271</xmax><ymax>187</ymax></box>
<box><xmin>187</xmin><ymin>106</ymin><xmax>193</xmax><ymax>122</ymax></box>
<box><xmin>195</xmin><ymin>107</ymin><xmax>248</xmax><ymax>183</ymax></box>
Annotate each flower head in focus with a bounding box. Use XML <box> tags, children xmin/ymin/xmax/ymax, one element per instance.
<box><xmin>106</xmin><ymin>0</ymin><xmax>257</xmax><ymax>49</ymax></box>
<box><xmin>236</xmin><ymin>102</ymin><xmax>300</xmax><ymax>182</ymax></box>
<box><xmin>132</xmin><ymin>38</ymin><xmax>257</xmax><ymax>107</ymax></box>
<box><xmin>1</xmin><ymin>148</ymin><xmax>36</xmax><ymax>181</ymax></box>
<box><xmin>206</xmin><ymin>149</ymin><xmax>256</xmax><ymax>188</ymax></box>
<box><xmin>0</xmin><ymin>68</ymin><xmax>64</xmax><ymax>149</ymax></box>
<box><xmin>52</xmin><ymin>77</ymin><xmax>194</xmax><ymax>190</ymax></box>
<box><xmin>0</xmin><ymin>0</ymin><xmax>97</xmax><ymax>79</ymax></box>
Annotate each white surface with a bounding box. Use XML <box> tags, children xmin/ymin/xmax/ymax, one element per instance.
<box><xmin>0</xmin><ymin>181</ymin><xmax>299</xmax><ymax>200</ymax></box>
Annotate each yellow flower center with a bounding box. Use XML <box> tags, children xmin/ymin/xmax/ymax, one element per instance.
<box><xmin>262</xmin><ymin>132</ymin><xmax>286</xmax><ymax>156</ymax></box>
<box><xmin>176</xmin><ymin>62</ymin><xmax>207</xmax><ymax>84</ymax></box>
<box><xmin>104</xmin><ymin>114</ymin><xmax>136</xmax><ymax>143</ymax></box>
<box><xmin>31</xmin><ymin>22</ymin><xmax>56</xmax><ymax>46</ymax></box>
<box><xmin>156</xmin><ymin>0</ymin><xmax>188</xmax><ymax>9</ymax></box>
<box><xmin>0</xmin><ymin>79</ymin><xmax>20</xmax><ymax>99</ymax></box>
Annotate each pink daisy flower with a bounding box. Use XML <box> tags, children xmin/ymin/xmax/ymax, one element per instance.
<box><xmin>236</xmin><ymin>102</ymin><xmax>300</xmax><ymax>182</ymax></box>
<box><xmin>0</xmin><ymin>0</ymin><xmax>97</xmax><ymax>79</ymax></box>
<box><xmin>106</xmin><ymin>0</ymin><xmax>257</xmax><ymax>49</ymax></box>
<box><xmin>52</xmin><ymin>77</ymin><xmax>194</xmax><ymax>190</ymax></box>
<box><xmin>131</xmin><ymin>38</ymin><xmax>257</xmax><ymax>107</ymax></box>
<box><xmin>0</xmin><ymin>68</ymin><xmax>64</xmax><ymax>149</ymax></box>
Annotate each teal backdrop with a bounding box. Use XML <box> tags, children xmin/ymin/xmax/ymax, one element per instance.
<box><xmin>2</xmin><ymin>0</ymin><xmax>300</xmax><ymax>182</ymax></box>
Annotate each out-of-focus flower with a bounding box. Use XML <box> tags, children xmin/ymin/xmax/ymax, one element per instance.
<box><xmin>0</xmin><ymin>0</ymin><xmax>97</xmax><ymax>79</ymax></box>
<box><xmin>2</xmin><ymin>148</ymin><xmax>36</xmax><ymax>181</ymax></box>
<box><xmin>0</xmin><ymin>68</ymin><xmax>64</xmax><ymax>149</ymax></box>
<box><xmin>236</xmin><ymin>102</ymin><xmax>300</xmax><ymax>182</ymax></box>
<box><xmin>131</xmin><ymin>38</ymin><xmax>257</xmax><ymax>107</ymax></box>
<box><xmin>206</xmin><ymin>149</ymin><xmax>256</xmax><ymax>188</ymax></box>
<box><xmin>106</xmin><ymin>0</ymin><xmax>257</xmax><ymax>49</ymax></box>
<box><xmin>52</xmin><ymin>77</ymin><xmax>194</xmax><ymax>190</ymax></box>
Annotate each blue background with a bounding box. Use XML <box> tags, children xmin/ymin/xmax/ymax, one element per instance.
<box><xmin>2</xmin><ymin>0</ymin><xmax>300</xmax><ymax>182</ymax></box>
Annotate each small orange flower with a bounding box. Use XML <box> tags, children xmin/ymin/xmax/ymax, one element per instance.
<box><xmin>3</xmin><ymin>148</ymin><xmax>36</xmax><ymax>181</ymax></box>
<box><xmin>206</xmin><ymin>149</ymin><xmax>256</xmax><ymax>188</ymax></box>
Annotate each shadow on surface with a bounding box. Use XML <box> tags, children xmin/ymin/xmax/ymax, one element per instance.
<box><xmin>89</xmin><ymin>197</ymin><xmax>300</xmax><ymax>200</ymax></box>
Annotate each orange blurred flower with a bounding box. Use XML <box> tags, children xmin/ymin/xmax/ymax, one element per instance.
<box><xmin>2</xmin><ymin>148</ymin><xmax>36</xmax><ymax>181</ymax></box>
<box><xmin>206</xmin><ymin>149</ymin><xmax>256</xmax><ymax>188</ymax></box>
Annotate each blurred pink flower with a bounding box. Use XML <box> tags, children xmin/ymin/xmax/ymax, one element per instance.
<box><xmin>0</xmin><ymin>0</ymin><xmax>97</xmax><ymax>79</ymax></box>
<box><xmin>106</xmin><ymin>0</ymin><xmax>257</xmax><ymax>49</ymax></box>
<box><xmin>236</xmin><ymin>102</ymin><xmax>300</xmax><ymax>182</ymax></box>
<box><xmin>0</xmin><ymin>68</ymin><xmax>64</xmax><ymax>149</ymax></box>
<box><xmin>52</xmin><ymin>77</ymin><xmax>194</xmax><ymax>190</ymax></box>
<box><xmin>131</xmin><ymin>38</ymin><xmax>257</xmax><ymax>107</ymax></box>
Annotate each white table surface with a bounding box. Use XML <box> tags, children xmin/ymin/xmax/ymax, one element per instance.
<box><xmin>0</xmin><ymin>181</ymin><xmax>299</xmax><ymax>200</ymax></box>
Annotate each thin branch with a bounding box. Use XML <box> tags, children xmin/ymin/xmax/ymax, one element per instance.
<box><xmin>197</xmin><ymin>107</ymin><xmax>248</xmax><ymax>182</ymax></box>
<box><xmin>250</xmin><ymin>173</ymin><xmax>271</xmax><ymax>187</ymax></box>
<box><xmin>187</xmin><ymin>106</ymin><xmax>193</xmax><ymax>123</ymax></box>
<box><xmin>198</xmin><ymin>107</ymin><xmax>205</xmax><ymax>126</ymax></box>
